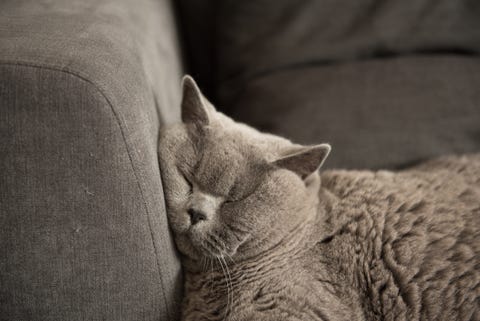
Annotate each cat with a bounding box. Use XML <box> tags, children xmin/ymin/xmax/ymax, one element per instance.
<box><xmin>158</xmin><ymin>76</ymin><xmax>480</xmax><ymax>321</ymax></box>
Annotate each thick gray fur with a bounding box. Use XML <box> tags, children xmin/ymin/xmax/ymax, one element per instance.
<box><xmin>158</xmin><ymin>76</ymin><xmax>480</xmax><ymax>321</ymax></box>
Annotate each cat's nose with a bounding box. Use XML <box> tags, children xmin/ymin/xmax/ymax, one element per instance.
<box><xmin>187</xmin><ymin>208</ymin><xmax>207</xmax><ymax>225</ymax></box>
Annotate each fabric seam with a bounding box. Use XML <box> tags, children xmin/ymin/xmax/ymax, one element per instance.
<box><xmin>0</xmin><ymin>60</ymin><xmax>171</xmax><ymax>318</ymax></box>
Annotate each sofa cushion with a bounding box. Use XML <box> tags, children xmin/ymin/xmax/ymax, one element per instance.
<box><xmin>215</xmin><ymin>0</ymin><xmax>480</xmax><ymax>169</ymax></box>
<box><xmin>0</xmin><ymin>0</ymin><xmax>183</xmax><ymax>320</ymax></box>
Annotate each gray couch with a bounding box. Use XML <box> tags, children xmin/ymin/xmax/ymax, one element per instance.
<box><xmin>1</xmin><ymin>0</ymin><xmax>479</xmax><ymax>320</ymax></box>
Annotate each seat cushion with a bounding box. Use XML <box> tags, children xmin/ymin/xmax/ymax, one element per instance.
<box><xmin>215</xmin><ymin>0</ymin><xmax>480</xmax><ymax>169</ymax></box>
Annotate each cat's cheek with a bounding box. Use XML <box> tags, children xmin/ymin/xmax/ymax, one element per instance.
<box><xmin>230</xmin><ymin>233</ymin><xmax>251</xmax><ymax>257</ymax></box>
<box><xmin>167</xmin><ymin>209</ymin><xmax>190</xmax><ymax>234</ymax></box>
<box><xmin>175</xmin><ymin>234</ymin><xmax>201</xmax><ymax>260</ymax></box>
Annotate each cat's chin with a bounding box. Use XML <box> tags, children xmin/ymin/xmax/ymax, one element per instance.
<box><xmin>173</xmin><ymin>234</ymin><xmax>200</xmax><ymax>259</ymax></box>
<box><xmin>193</xmin><ymin>235</ymin><xmax>241</xmax><ymax>260</ymax></box>
<box><xmin>177</xmin><ymin>232</ymin><xmax>248</xmax><ymax>269</ymax></box>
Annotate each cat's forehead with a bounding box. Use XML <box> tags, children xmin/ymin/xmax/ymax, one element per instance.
<box><xmin>202</xmin><ymin>129</ymin><xmax>262</xmax><ymax>164</ymax></box>
<box><xmin>190</xmin><ymin>128</ymin><xmax>267</xmax><ymax>192</ymax></box>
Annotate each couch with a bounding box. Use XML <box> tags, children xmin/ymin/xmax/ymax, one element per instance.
<box><xmin>1</xmin><ymin>0</ymin><xmax>479</xmax><ymax>320</ymax></box>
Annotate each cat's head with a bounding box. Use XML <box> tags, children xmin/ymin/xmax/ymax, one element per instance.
<box><xmin>159</xmin><ymin>76</ymin><xmax>330</xmax><ymax>264</ymax></box>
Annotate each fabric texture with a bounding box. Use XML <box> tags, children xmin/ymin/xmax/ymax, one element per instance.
<box><xmin>215</xmin><ymin>0</ymin><xmax>480</xmax><ymax>169</ymax></box>
<box><xmin>0</xmin><ymin>0</ymin><xmax>183</xmax><ymax>320</ymax></box>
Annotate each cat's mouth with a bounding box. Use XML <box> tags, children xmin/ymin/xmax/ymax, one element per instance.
<box><xmin>170</xmin><ymin>209</ymin><xmax>251</xmax><ymax>261</ymax></box>
<box><xmin>187</xmin><ymin>227</ymin><xmax>248</xmax><ymax>260</ymax></box>
<box><xmin>190</xmin><ymin>230</ymin><xmax>235</xmax><ymax>258</ymax></box>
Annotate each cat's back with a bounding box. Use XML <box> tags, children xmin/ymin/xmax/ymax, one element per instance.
<box><xmin>318</xmin><ymin>154</ymin><xmax>480</xmax><ymax>321</ymax></box>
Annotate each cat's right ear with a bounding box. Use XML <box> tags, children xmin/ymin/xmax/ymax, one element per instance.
<box><xmin>181</xmin><ymin>75</ymin><xmax>210</xmax><ymax>127</ymax></box>
<box><xmin>272</xmin><ymin>144</ymin><xmax>331</xmax><ymax>180</ymax></box>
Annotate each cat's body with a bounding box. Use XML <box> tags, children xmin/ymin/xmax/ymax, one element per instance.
<box><xmin>159</xmin><ymin>76</ymin><xmax>480</xmax><ymax>321</ymax></box>
<box><xmin>181</xmin><ymin>155</ymin><xmax>480</xmax><ymax>321</ymax></box>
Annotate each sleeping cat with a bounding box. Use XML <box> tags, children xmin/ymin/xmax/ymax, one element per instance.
<box><xmin>158</xmin><ymin>76</ymin><xmax>480</xmax><ymax>321</ymax></box>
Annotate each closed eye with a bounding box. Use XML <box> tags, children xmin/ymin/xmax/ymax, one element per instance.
<box><xmin>181</xmin><ymin>172</ymin><xmax>193</xmax><ymax>192</ymax></box>
<box><xmin>226</xmin><ymin>180</ymin><xmax>261</xmax><ymax>204</ymax></box>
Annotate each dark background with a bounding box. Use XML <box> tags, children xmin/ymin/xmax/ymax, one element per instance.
<box><xmin>176</xmin><ymin>0</ymin><xmax>480</xmax><ymax>169</ymax></box>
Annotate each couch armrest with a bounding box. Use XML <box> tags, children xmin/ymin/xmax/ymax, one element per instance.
<box><xmin>0</xmin><ymin>0</ymin><xmax>183</xmax><ymax>320</ymax></box>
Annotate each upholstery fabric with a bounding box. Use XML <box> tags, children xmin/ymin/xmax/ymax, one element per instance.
<box><xmin>0</xmin><ymin>0</ymin><xmax>183</xmax><ymax>320</ymax></box>
<box><xmin>216</xmin><ymin>0</ymin><xmax>480</xmax><ymax>169</ymax></box>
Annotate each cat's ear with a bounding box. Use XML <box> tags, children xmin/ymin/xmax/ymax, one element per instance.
<box><xmin>273</xmin><ymin>144</ymin><xmax>331</xmax><ymax>179</ymax></box>
<box><xmin>181</xmin><ymin>75</ymin><xmax>210</xmax><ymax>127</ymax></box>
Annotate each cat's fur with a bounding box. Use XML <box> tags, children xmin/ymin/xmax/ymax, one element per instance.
<box><xmin>158</xmin><ymin>76</ymin><xmax>480</xmax><ymax>321</ymax></box>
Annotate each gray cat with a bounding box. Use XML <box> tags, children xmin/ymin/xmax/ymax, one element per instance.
<box><xmin>158</xmin><ymin>76</ymin><xmax>480</xmax><ymax>321</ymax></box>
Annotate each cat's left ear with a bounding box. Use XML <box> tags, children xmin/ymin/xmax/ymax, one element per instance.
<box><xmin>273</xmin><ymin>144</ymin><xmax>331</xmax><ymax>180</ymax></box>
<box><xmin>181</xmin><ymin>75</ymin><xmax>211</xmax><ymax>127</ymax></box>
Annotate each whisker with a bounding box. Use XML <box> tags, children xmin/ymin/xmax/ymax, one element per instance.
<box><xmin>224</xmin><ymin>252</ymin><xmax>236</xmax><ymax>265</ymax></box>
<box><xmin>210</xmin><ymin>233</ymin><xmax>226</xmax><ymax>251</ymax></box>
<box><xmin>222</xmin><ymin>256</ymin><xmax>235</xmax><ymax>321</ymax></box>
<box><xmin>203</xmin><ymin>232</ymin><xmax>238</xmax><ymax>321</ymax></box>
<box><xmin>203</xmin><ymin>237</ymin><xmax>222</xmax><ymax>256</ymax></box>
<box><xmin>217</xmin><ymin>257</ymin><xmax>230</xmax><ymax>321</ymax></box>
<box><xmin>209</xmin><ymin>257</ymin><xmax>214</xmax><ymax>293</ymax></box>
<box><xmin>211</xmin><ymin>233</ymin><xmax>234</xmax><ymax>258</ymax></box>
<box><xmin>201</xmin><ymin>256</ymin><xmax>208</xmax><ymax>272</ymax></box>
